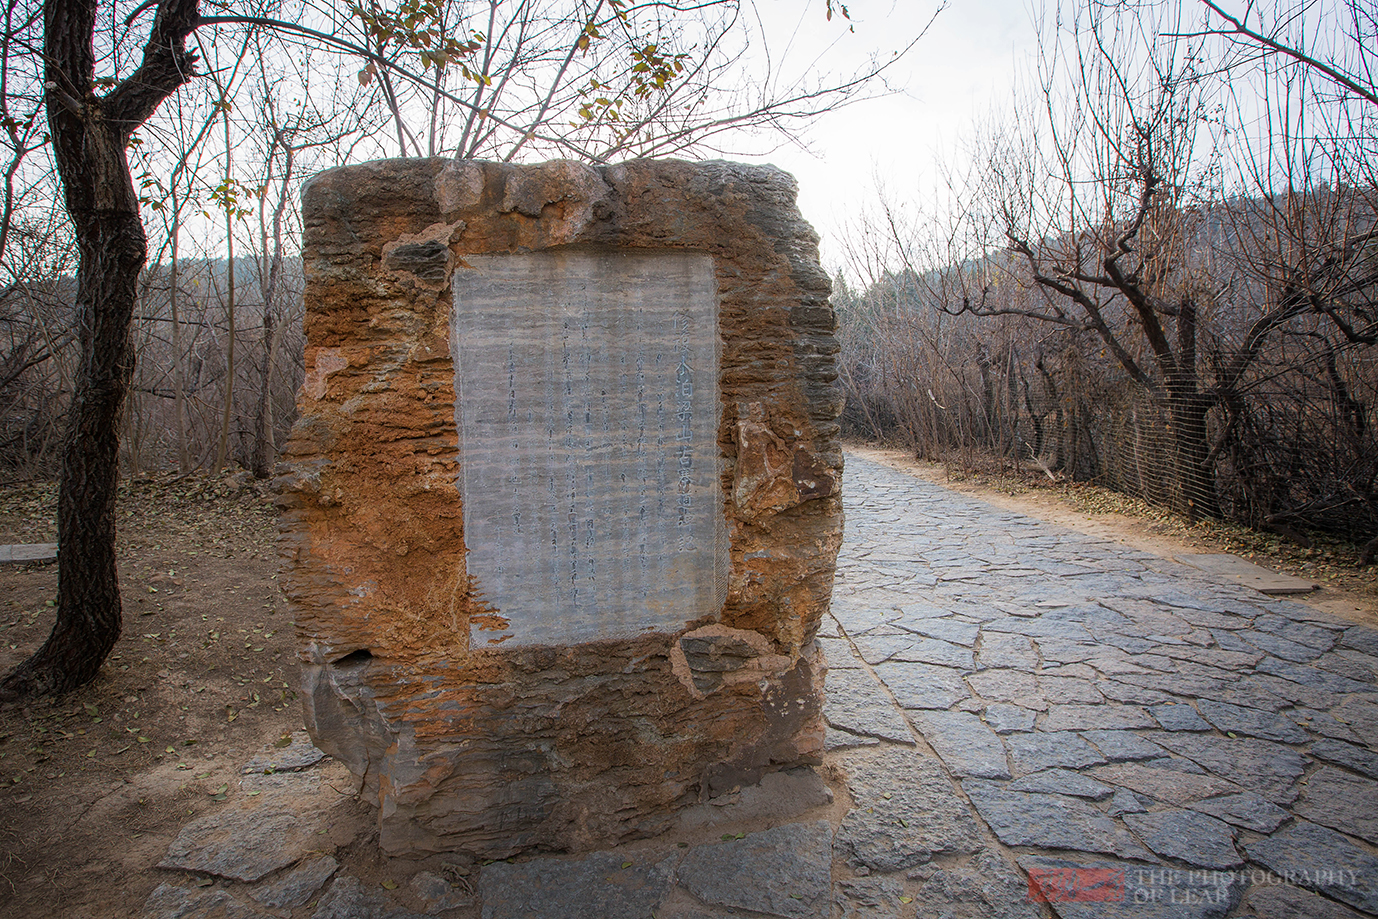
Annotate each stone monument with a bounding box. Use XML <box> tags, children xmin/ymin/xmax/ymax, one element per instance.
<box><xmin>277</xmin><ymin>158</ymin><xmax>844</xmax><ymax>857</ymax></box>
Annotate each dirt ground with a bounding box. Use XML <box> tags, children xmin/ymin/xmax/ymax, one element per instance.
<box><xmin>0</xmin><ymin>472</ymin><xmax>357</xmax><ymax>919</ymax></box>
<box><xmin>1</xmin><ymin>447</ymin><xmax>1376</xmax><ymax>918</ymax></box>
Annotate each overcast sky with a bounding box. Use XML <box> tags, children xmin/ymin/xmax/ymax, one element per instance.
<box><xmin>738</xmin><ymin>0</ymin><xmax>1042</xmax><ymax>272</ymax></box>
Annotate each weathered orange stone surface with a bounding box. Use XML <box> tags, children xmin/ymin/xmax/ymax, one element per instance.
<box><xmin>278</xmin><ymin>158</ymin><xmax>844</xmax><ymax>857</ymax></box>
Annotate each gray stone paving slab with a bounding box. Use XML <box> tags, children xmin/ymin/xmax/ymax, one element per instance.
<box><xmin>0</xmin><ymin>543</ymin><xmax>57</xmax><ymax>565</ymax></box>
<box><xmin>834</xmin><ymin>746</ymin><xmax>982</xmax><ymax>872</ymax></box>
<box><xmin>1214</xmin><ymin>629</ymin><xmax>1260</xmax><ymax>652</ymax></box>
<box><xmin>871</xmin><ymin>660</ymin><xmax>970</xmax><ymax>710</ymax></box>
<box><xmin>1254</xmin><ymin>614</ymin><xmax>1340</xmax><ymax>649</ymax></box>
<box><xmin>963</xmin><ymin>780</ymin><xmax>1153</xmax><ymax>859</ymax></box>
<box><xmin>1008</xmin><ymin>768</ymin><xmax>1114</xmax><ymax>800</ymax></box>
<box><xmin>1215</xmin><ymin>681</ymin><xmax>1293</xmax><ymax>714</ymax></box>
<box><xmin>911</xmin><ymin>850</ymin><xmax>1043</xmax><ymax>919</ymax></box>
<box><xmin>1042</xmin><ymin>704</ymin><xmax>1156</xmax><ymax>732</ymax></box>
<box><xmin>896</xmin><ymin>599</ymin><xmax>956</xmax><ymax>619</ymax></box>
<box><xmin>852</xmin><ymin>631</ymin><xmax>918</xmax><ymax>664</ymax></box>
<box><xmin>966</xmin><ymin>668</ymin><xmax>1043</xmax><ymax>708</ymax></box>
<box><xmin>677</xmin><ymin>821</ymin><xmax>833</xmax><ymax>919</ymax></box>
<box><xmin>1245</xmin><ymin>630</ymin><xmax>1327</xmax><ymax>662</ymax></box>
<box><xmin>479</xmin><ymin>850</ymin><xmax>680</xmax><ymax>919</ymax></box>
<box><xmin>1295</xmin><ymin>767</ymin><xmax>1378</xmax><ymax>846</ymax></box>
<box><xmin>1036</xmin><ymin>639</ymin><xmax>1105</xmax><ymax>664</ymax></box>
<box><xmin>895</xmin><ymin>618</ymin><xmax>979</xmax><ymax>646</ymax></box>
<box><xmin>1089</xmin><ymin>760</ymin><xmax>1242</xmax><ymax>806</ymax></box>
<box><xmin>1018</xmin><ymin>855</ymin><xmax>1245</xmax><ymax>919</ymax></box>
<box><xmin>1343</xmin><ymin>626</ymin><xmax>1378</xmax><ymax>657</ymax></box>
<box><xmin>1040</xmin><ymin>662</ymin><xmax>1098</xmax><ymax>680</ymax></box>
<box><xmin>1253</xmin><ymin>674</ymin><xmax>1347</xmax><ymax>711</ymax></box>
<box><xmin>826</xmin><ymin>727</ymin><xmax>882</xmax><ymax>751</ymax></box>
<box><xmin>1246</xmin><ymin>821</ymin><xmax>1378</xmax><ymax>914</ymax></box>
<box><xmin>1259</xmin><ymin>598</ymin><xmax>1348</xmax><ymax>623</ymax></box>
<box><xmin>1107</xmin><ymin>789</ymin><xmax>1149</xmax><ymax>816</ymax></box>
<box><xmin>142</xmin><ymin>884</ymin><xmax>275</xmax><ymax>919</ymax></box>
<box><xmin>1332</xmin><ymin>697</ymin><xmax>1378</xmax><ymax>741</ymax></box>
<box><xmin>1176</xmin><ymin>606</ymin><xmax>1256</xmax><ymax>630</ymax></box>
<box><xmin>1004</xmin><ymin>731</ymin><xmax>1106</xmax><ymax>774</ymax></box>
<box><xmin>913</xmin><ymin>710</ymin><xmax>1011</xmax><ymax>779</ymax></box>
<box><xmin>1315</xmin><ymin>649</ymin><xmax>1378</xmax><ymax>683</ymax></box>
<box><xmin>1195</xmin><ymin>699</ymin><xmax>1309</xmax><ymax>743</ymax></box>
<box><xmin>1258</xmin><ymin>656</ymin><xmax>1374</xmax><ymax>694</ymax></box>
<box><xmin>975</xmin><ymin>634</ymin><xmax>1039</xmax><ymax>670</ymax></box>
<box><xmin>983</xmin><ymin>703</ymin><xmax>1036</xmax><ymax>734</ymax></box>
<box><xmin>1310</xmin><ymin>739</ymin><xmax>1378</xmax><ymax>779</ymax></box>
<box><xmin>831</xmin><ymin>602</ymin><xmax>901</xmax><ymax>636</ymax></box>
<box><xmin>1162</xmin><ymin>644</ymin><xmax>1264</xmax><ymax>669</ymax></box>
<box><xmin>889</xmin><ymin>637</ymin><xmax>976</xmax><ymax>670</ymax></box>
<box><xmin>1290</xmin><ymin>707</ymin><xmax>1364</xmax><ymax>742</ymax></box>
<box><xmin>984</xmin><ymin>615</ymin><xmax>1095</xmax><ymax>642</ymax></box>
<box><xmin>1039</xmin><ymin>675</ymin><xmax>1105</xmax><ymax>704</ymax></box>
<box><xmin>1153</xmin><ymin>735</ymin><xmax>1306</xmax><ymax>805</ymax></box>
<box><xmin>818</xmin><ymin>636</ymin><xmax>863</xmax><ymax>668</ymax></box>
<box><xmin>1123</xmin><ymin>810</ymin><xmax>1243</xmax><ymax>869</ymax></box>
<box><xmin>834</xmin><ymin>877</ymin><xmax>908</xmax><ymax>919</ymax></box>
<box><xmin>1081</xmin><ymin>730</ymin><xmax>1168</xmax><ymax>762</ymax></box>
<box><xmin>1101</xmin><ymin>680</ymin><xmax>1181</xmax><ymax>705</ymax></box>
<box><xmin>158</xmin><ymin>800</ymin><xmax>325</xmax><ymax>882</ymax></box>
<box><xmin>1151</xmin><ymin>704</ymin><xmax>1213</xmax><ymax>732</ymax></box>
<box><xmin>249</xmin><ymin>855</ymin><xmax>339</xmax><ymax>909</ymax></box>
<box><xmin>1245</xmin><ymin>884</ymin><xmax>1372</xmax><ymax>919</ymax></box>
<box><xmin>824</xmin><ymin>667</ymin><xmax>914</xmax><ymax>743</ymax></box>
<box><xmin>1189</xmin><ymin>791</ymin><xmax>1291</xmax><ymax>833</ymax></box>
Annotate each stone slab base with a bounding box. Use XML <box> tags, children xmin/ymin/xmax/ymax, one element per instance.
<box><xmin>1175</xmin><ymin>553</ymin><xmax>1318</xmax><ymax>595</ymax></box>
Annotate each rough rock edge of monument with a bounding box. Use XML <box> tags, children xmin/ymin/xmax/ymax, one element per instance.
<box><xmin>279</xmin><ymin>158</ymin><xmax>845</xmax><ymax>857</ymax></box>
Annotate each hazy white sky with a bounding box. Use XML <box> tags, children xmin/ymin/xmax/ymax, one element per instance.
<box><xmin>739</xmin><ymin>0</ymin><xmax>1042</xmax><ymax>271</ymax></box>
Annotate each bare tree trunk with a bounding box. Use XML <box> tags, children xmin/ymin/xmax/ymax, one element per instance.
<box><xmin>0</xmin><ymin>207</ymin><xmax>143</xmax><ymax>699</ymax></box>
<box><xmin>213</xmin><ymin>87</ymin><xmax>238</xmax><ymax>473</ymax></box>
<box><xmin>169</xmin><ymin>210</ymin><xmax>190</xmax><ymax>473</ymax></box>
<box><xmin>250</xmin><ymin>309</ymin><xmax>275</xmax><ymax>477</ymax></box>
<box><xmin>1</xmin><ymin>0</ymin><xmax>200</xmax><ymax>702</ymax></box>
<box><xmin>250</xmin><ymin>137</ymin><xmax>294</xmax><ymax>478</ymax></box>
<box><xmin>1170</xmin><ymin>394</ymin><xmax>1221</xmax><ymax>522</ymax></box>
<box><xmin>215</xmin><ymin>229</ymin><xmax>235</xmax><ymax>471</ymax></box>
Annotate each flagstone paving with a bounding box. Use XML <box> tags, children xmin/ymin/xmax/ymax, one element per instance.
<box><xmin>142</xmin><ymin>453</ymin><xmax>1378</xmax><ymax>918</ymax></box>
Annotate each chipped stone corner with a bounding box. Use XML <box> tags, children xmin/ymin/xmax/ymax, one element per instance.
<box><xmin>670</xmin><ymin>624</ymin><xmax>786</xmax><ymax>697</ymax></box>
<box><xmin>381</xmin><ymin>221</ymin><xmax>466</xmax><ymax>289</ymax></box>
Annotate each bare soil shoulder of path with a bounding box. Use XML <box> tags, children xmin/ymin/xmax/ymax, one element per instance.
<box><xmin>847</xmin><ymin>442</ymin><xmax>1378</xmax><ymax>629</ymax></box>
<box><xmin>0</xmin><ymin>473</ymin><xmax>340</xmax><ymax>918</ymax></box>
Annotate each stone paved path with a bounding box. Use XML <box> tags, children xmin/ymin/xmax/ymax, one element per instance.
<box><xmin>823</xmin><ymin>454</ymin><xmax>1378</xmax><ymax>919</ymax></box>
<box><xmin>142</xmin><ymin>452</ymin><xmax>1378</xmax><ymax>919</ymax></box>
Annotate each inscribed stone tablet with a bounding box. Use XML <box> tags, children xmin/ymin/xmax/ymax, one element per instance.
<box><xmin>452</xmin><ymin>250</ymin><xmax>729</xmax><ymax>646</ymax></box>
